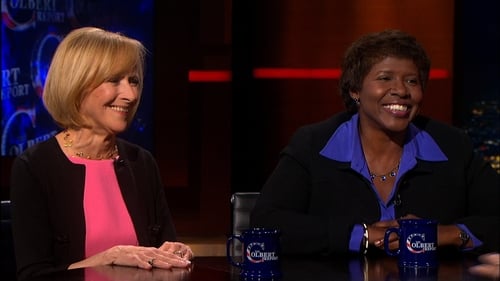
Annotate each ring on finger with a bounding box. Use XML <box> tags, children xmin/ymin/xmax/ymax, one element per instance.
<box><xmin>174</xmin><ymin>250</ymin><xmax>184</xmax><ymax>257</ymax></box>
<box><xmin>148</xmin><ymin>258</ymin><xmax>155</xmax><ymax>266</ymax></box>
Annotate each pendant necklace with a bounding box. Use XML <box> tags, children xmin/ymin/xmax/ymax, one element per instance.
<box><xmin>369</xmin><ymin>161</ymin><xmax>400</xmax><ymax>182</ymax></box>
<box><xmin>63</xmin><ymin>130</ymin><xmax>118</xmax><ymax>160</ymax></box>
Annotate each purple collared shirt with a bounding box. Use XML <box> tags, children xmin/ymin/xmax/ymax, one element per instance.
<box><xmin>319</xmin><ymin>114</ymin><xmax>478</xmax><ymax>252</ymax></box>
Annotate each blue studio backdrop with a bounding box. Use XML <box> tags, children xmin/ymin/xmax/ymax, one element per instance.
<box><xmin>1</xmin><ymin>0</ymin><xmax>154</xmax><ymax>157</ymax></box>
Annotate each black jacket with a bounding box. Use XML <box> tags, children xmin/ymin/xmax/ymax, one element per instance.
<box><xmin>10</xmin><ymin>137</ymin><xmax>176</xmax><ymax>280</ymax></box>
<box><xmin>251</xmin><ymin>112</ymin><xmax>499</xmax><ymax>256</ymax></box>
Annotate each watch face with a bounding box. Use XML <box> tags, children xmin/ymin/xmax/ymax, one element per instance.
<box><xmin>459</xmin><ymin>231</ymin><xmax>470</xmax><ymax>248</ymax></box>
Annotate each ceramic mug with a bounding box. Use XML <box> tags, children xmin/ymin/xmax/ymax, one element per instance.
<box><xmin>226</xmin><ymin>228</ymin><xmax>282</xmax><ymax>279</ymax></box>
<box><xmin>384</xmin><ymin>219</ymin><xmax>438</xmax><ymax>268</ymax></box>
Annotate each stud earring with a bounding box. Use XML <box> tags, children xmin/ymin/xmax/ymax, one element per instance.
<box><xmin>353</xmin><ymin>97</ymin><xmax>360</xmax><ymax>105</ymax></box>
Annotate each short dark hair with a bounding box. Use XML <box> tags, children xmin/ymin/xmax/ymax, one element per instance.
<box><xmin>339</xmin><ymin>29</ymin><xmax>431</xmax><ymax>113</ymax></box>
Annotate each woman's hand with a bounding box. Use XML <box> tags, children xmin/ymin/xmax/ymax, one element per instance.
<box><xmin>107</xmin><ymin>245</ymin><xmax>192</xmax><ymax>270</ymax></box>
<box><xmin>468</xmin><ymin>252</ymin><xmax>500</xmax><ymax>279</ymax></box>
<box><xmin>368</xmin><ymin>219</ymin><xmax>399</xmax><ymax>250</ymax></box>
<box><xmin>69</xmin><ymin>244</ymin><xmax>192</xmax><ymax>270</ymax></box>
<box><xmin>369</xmin><ymin>214</ymin><xmax>421</xmax><ymax>250</ymax></box>
<box><xmin>159</xmin><ymin>241</ymin><xmax>194</xmax><ymax>260</ymax></box>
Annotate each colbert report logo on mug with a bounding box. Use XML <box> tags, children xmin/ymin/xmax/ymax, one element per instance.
<box><xmin>385</xmin><ymin>219</ymin><xmax>438</xmax><ymax>268</ymax></box>
<box><xmin>246</xmin><ymin>242</ymin><xmax>279</xmax><ymax>263</ymax></box>
<box><xmin>406</xmin><ymin>233</ymin><xmax>437</xmax><ymax>254</ymax></box>
<box><xmin>227</xmin><ymin>228</ymin><xmax>282</xmax><ymax>278</ymax></box>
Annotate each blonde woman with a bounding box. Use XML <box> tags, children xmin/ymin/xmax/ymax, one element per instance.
<box><xmin>11</xmin><ymin>27</ymin><xmax>193</xmax><ymax>281</ymax></box>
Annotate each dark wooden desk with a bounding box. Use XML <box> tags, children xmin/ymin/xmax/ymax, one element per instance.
<box><xmin>17</xmin><ymin>255</ymin><xmax>497</xmax><ymax>281</ymax></box>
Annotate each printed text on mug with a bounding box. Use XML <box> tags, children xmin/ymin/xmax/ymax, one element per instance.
<box><xmin>246</xmin><ymin>242</ymin><xmax>279</xmax><ymax>263</ymax></box>
<box><xmin>406</xmin><ymin>233</ymin><xmax>437</xmax><ymax>254</ymax></box>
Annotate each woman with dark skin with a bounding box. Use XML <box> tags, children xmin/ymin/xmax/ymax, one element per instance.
<box><xmin>250</xmin><ymin>30</ymin><xmax>499</xmax><ymax>257</ymax></box>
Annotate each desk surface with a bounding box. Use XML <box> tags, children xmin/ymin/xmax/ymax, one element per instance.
<box><xmin>18</xmin><ymin>255</ymin><xmax>497</xmax><ymax>281</ymax></box>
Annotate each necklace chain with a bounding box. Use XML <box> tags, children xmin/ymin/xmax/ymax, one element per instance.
<box><xmin>63</xmin><ymin>130</ymin><xmax>118</xmax><ymax>160</ymax></box>
<box><xmin>369</xmin><ymin>161</ymin><xmax>400</xmax><ymax>182</ymax></box>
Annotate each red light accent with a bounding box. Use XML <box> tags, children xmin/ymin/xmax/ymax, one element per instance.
<box><xmin>429</xmin><ymin>69</ymin><xmax>449</xmax><ymax>79</ymax></box>
<box><xmin>188</xmin><ymin>68</ymin><xmax>449</xmax><ymax>82</ymax></box>
<box><xmin>188</xmin><ymin>70</ymin><xmax>231</xmax><ymax>82</ymax></box>
<box><xmin>254</xmin><ymin>68</ymin><xmax>341</xmax><ymax>79</ymax></box>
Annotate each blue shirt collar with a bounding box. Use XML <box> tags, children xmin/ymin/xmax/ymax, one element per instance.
<box><xmin>319</xmin><ymin>114</ymin><xmax>448</xmax><ymax>164</ymax></box>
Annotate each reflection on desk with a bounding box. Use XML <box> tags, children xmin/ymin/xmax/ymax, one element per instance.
<box><xmin>21</xmin><ymin>255</ymin><xmax>496</xmax><ymax>281</ymax></box>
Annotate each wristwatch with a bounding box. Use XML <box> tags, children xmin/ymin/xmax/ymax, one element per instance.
<box><xmin>459</xmin><ymin>230</ymin><xmax>470</xmax><ymax>248</ymax></box>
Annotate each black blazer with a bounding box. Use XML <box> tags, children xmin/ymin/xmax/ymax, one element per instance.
<box><xmin>10</xmin><ymin>137</ymin><xmax>176</xmax><ymax>280</ymax></box>
<box><xmin>251</xmin><ymin>112</ymin><xmax>499</xmax><ymax>256</ymax></box>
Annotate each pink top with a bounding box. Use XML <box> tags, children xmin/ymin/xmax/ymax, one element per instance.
<box><xmin>69</xmin><ymin>156</ymin><xmax>138</xmax><ymax>257</ymax></box>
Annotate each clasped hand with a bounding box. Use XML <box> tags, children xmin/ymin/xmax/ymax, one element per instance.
<box><xmin>468</xmin><ymin>253</ymin><xmax>500</xmax><ymax>279</ymax></box>
<box><xmin>367</xmin><ymin>214</ymin><xmax>421</xmax><ymax>251</ymax></box>
<box><xmin>367</xmin><ymin>214</ymin><xmax>472</xmax><ymax>251</ymax></box>
<box><xmin>104</xmin><ymin>242</ymin><xmax>193</xmax><ymax>270</ymax></box>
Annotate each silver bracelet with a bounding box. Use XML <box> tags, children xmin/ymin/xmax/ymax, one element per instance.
<box><xmin>361</xmin><ymin>223</ymin><xmax>369</xmax><ymax>255</ymax></box>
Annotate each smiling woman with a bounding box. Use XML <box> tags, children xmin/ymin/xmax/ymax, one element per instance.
<box><xmin>250</xmin><ymin>29</ymin><xmax>499</xmax><ymax>258</ymax></box>
<box><xmin>42</xmin><ymin>27</ymin><xmax>145</xmax><ymax>131</ymax></box>
<box><xmin>9</xmin><ymin>27</ymin><xmax>193</xmax><ymax>281</ymax></box>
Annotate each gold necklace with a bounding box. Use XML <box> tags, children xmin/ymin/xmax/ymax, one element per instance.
<box><xmin>369</xmin><ymin>161</ymin><xmax>400</xmax><ymax>182</ymax></box>
<box><xmin>63</xmin><ymin>130</ymin><xmax>118</xmax><ymax>160</ymax></box>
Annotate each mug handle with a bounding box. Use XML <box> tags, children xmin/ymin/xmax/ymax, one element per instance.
<box><xmin>384</xmin><ymin>227</ymin><xmax>400</xmax><ymax>256</ymax></box>
<box><xmin>226</xmin><ymin>235</ymin><xmax>244</xmax><ymax>268</ymax></box>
